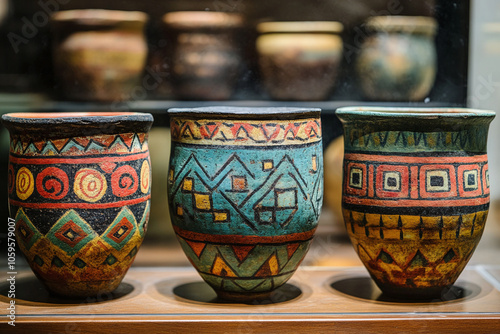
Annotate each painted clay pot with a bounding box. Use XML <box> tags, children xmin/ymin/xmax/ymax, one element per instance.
<box><xmin>167</xmin><ymin>107</ymin><xmax>323</xmax><ymax>301</ymax></box>
<box><xmin>163</xmin><ymin>11</ymin><xmax>244</xmax><ymax>100</ymax></box>
<box><xmin>356</xmin><ymin>16</ymin><xmax>437</xmax><ymax>101</ymax></box>
<box><xmin>337</xmin><ymin>107</ymin><xmax>495</xmax><ymax>300</ymax></box>
<box><xmin>2</xmin><ymin>112</ymin><xmax>153</xmax><ymax>297</ymax></box>
<box><xmin>51</xmin><ymin>10</ymin><xmax>148</xmax><ymax>102</ymax></box>
<box><xmin>256</xmin><ymin>21</ymin><xmax>344</xmax><ymax>101</ymax></box>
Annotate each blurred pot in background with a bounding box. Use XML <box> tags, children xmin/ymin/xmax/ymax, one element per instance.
<box><xmin>51</xmin><ymin>9</ymin><xmax>148</xmax><ymax>102</ymax></box>
<box><xmin>256</xmin><ymin>21</ymin><xmax>344</xmax><ymax>101</ymax></box>
<box><xmin>356</xmin><ymin>16</ymin><xmax>437</xmax><ymax>101</ymax></box>
<box><xmin>163</xmin><ymin>11</ymin><xmax>244</xmax><ymax>100</ymax></box>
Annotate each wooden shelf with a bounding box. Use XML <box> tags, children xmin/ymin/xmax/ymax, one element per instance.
<box><xmin>2</xmin><ymin>266</ymin><xmax>500</xmax><ymax>333</ymax></box>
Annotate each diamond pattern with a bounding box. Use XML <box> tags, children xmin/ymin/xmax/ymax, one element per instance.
<box><xmin>46</xmin><ymin>210</ymin><xmax>96</xmax><ymax>256</ymax></box>
<box><xmin>14</xmin><ymin>208</ymin><xmax>42</xmax><ymax>251</ymax></box>
<box><xmin>101</xmin><ymin>207</ymin><xmax>137</xmax><ymax>251</ymax></box>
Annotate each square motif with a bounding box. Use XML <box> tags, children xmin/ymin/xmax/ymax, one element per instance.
<box><xmin>419</xmin><ymin>165</ymin><xmax>457</xmax><ymax>198</ymax></box>
<box><xmin>262</xmin><ymin>160</ymin><xmax>274</xmax><ymax>171</ymax></box>
<box><xmin>194</xmin><ymin>193</ymin><xmax>211</xmax><ymax>211</ymax></box>
<box><xmin>464</xmin><ymin>170</ymin><xmax>478</xmax><ymax>190</ymax></box>
<box><xmin>349</xmin><ymin>168</ymin><xmax>363</xmax><ymax>189</ymax></box>
<box><xmin>214</xmin><ymin>211</ymin><xmax>229</xmax><ymax>222</ymax></box>
<box><xmin>231</xmin><ymin>176</ymin><xmax>247</xmax><ymax>192</ymax></box>
<box><xmin>182</xmin><ymin>177</ymin><xmax>193</xmax><ymax>192</ymax></box>
<box><xmin>383</xmin><ymin>171</ymin><xmax>401</xmax><ymax>191</ymax></box>
<box><xmin>458</xmin><ymin>164</ymin><xmax>482</xmax><ymax>197</ymax></box>
<box><xmin>426</xmin><ymin>170</ymin><xmax>449</xmax><ymax>192</ymax></box>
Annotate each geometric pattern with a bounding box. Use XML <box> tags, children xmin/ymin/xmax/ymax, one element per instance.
<box><xmin>170</xmin><ymin>118</ymin><xmax>322</xmax><ymax>147</ymax></box>
<box><xmin>13</xmin><ymin>204</ymin><xmax>145</xmax><ymax>295</ymax></box>
<box><xmin>344</xmin><ymin>208</ymin><xmax>487</xmax><ymax>291</ymax></box>
<box><xmin>342</xmin><ymin>127</ymin><xmax>490</xmax><ymax>154</ymax></box>
<box><xmin>8</xmin><ymin>131</ymin><xmax>151</xmax><ymax>296</ymax></box>
<box><xmin>341</xmin><ymin>122</ymin><xmax>492</xmax><ymax>296</ymax></box>
<box><xmin>169</xmin><ymin>146</ymin><xmax>323</xmax><ymax>236</ymax></box>
<box><xmin>168</xmin><ymin>115</ymin><xmax>323</xmax><ymax>295</ymax></box>
<box><xmin>343</xmin><ymin>154</ymin><xmax>490</xmax><ymax>214</ymax></box>
<box><xmin>175</xmin><ymin>226</ymin><xmax>313</xmax><ymax>294</ymax></box>
<box><xmin>9</xmin><ymin>132</ymin><xmax>148</xmax><ymax>157</ymax></box>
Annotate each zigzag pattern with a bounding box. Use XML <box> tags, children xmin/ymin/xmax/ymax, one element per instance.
<box><xmin>344</xmin><ymin>128</ymin><xmax>489</xmax><ymax>153</ymax></box>
<box><xmin>344</xmin><ymin>208</ymin><xmax>486</xmax><ymax>289</ymax></box>
<box><xmin>177</xmin><ymin>233</ymin><xmax>311</xmax><ymax>293</ymax></box>
<box><xmin>169</xmin><ymin>148</ymin><xmax>323</xmax><ymax>235</ymax></box>
<box><xmin>15</xmin><ymin>202</ymin><xmax>149</xmax><ymax>278</ymax></box>
<box><xmin>10</xmin><ymin>132</ymin><xmax>148</xmax><ymax>156</ymax></box>
<box><xmin>170</xmin><ymin>118</ymin><xmax>322</xmax><ymax>146</ymax></box>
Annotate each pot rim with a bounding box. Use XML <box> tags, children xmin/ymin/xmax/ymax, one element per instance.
<box><xmin>168</xmin><ymin>106</ymin><xmax>321</xmax><ymax>116</ymax></box>
<box><xmin>257</xmin><ymin>21</ymin><xmax>344</xmax><ymax>34</ymax></box>
<box><xmin>162</xmin><ymin>11</ymin><xmax>244</xmax><ymax>29</ymax></box>
<box><xmin>51</xmin><ymin>9</ymin><xmax>148</xmax><ymax>25</ymax></box>
<box><xmin>364</xmin><ymin>15</ymin><xmax>437</xmax><ymax>36</ymax></box>
<box><xmin>336</xmin><ymin>106</ymin><xmax>496</xmax><ymax>118</ymax></box>
<box><xmin>2</xmin><ymin>111</ymin><xmax>153</xmax><ymax>124</ymax></box>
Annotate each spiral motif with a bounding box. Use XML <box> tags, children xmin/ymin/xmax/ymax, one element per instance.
<box><xmin>140</xmin><ymin>160</ymin><xmax>151</xmax><ymax>194</ymax></box>
<box><xmin>36</xmin><ymin>167</ymin><xmax>69</xmax><ymax>200</ymax></box>
<box><xmin>74</xmin><ymin>168</ymin><xmax>107</xmax><ymax>202</ymax></box>
<box><xmin>8</xmin><ymin>165</ymin><xmax>15</xmax><ymax>194</ymax></box>
<box><xmin>111</xmin><ymin>165</ymin><xmax>138</xmax><ymax>197</ymax></box>
<box><xmin>16</xmin><ymin>167</ymin><xmax>34</xmax><ymax>200</ymax></box>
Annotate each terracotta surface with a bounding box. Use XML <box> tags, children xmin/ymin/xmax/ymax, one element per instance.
<box><xmin>167</xmin><ymin>107</ymin><xmax>323</xmax><ymax>301</ymax></box>
<box><xmin>337</xmin><ymin>107</ymin><xmax>495</xmax><ymax>299</ymax></box>
<box><xmin>2</xmin><ymin>112</ymin><xmax>153</xmax><ymax>297</ymax></box>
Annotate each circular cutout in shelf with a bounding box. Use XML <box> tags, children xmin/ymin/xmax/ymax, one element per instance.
<box><xmin>0</xmin><ymin>274</ymin><xmax>136</xmax><ymax>305</ymax></box>
<box><xmin>329</xmin><ymin>276</ymin><xmax>481</xmax><ymax>304</ymax></box>
<box><xmin>172</xmin><ymin>281</ymin><xmax>302</xmax><ymax>305</ymax></box>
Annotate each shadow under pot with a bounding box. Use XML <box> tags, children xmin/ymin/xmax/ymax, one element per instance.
<box><xmin>337</xmin><ymin>107</ymin><xmax>495</xmax><ymax>300</ymax></box>
<box><xmin>256</xmin><ymin>21</ymin><xmax>344</xmax><ymax>101</ymax></box>
<box><xmin>162</xmin><ymin>11</ymin><xmax>244</xmax><ymax>100</ymax></box>
<box><xmin>167</xmin><ymin>106</ymin><xmax>324</xmax><ymax>302</ymax></box>
<box><xmin>51</xmin><ymin>9</ymin><xmax>148</xmax><ymax>102</ymax></box>
<box><xmin>2</xmin><ymin>112</ymin><xmax>154</xmax><ymax>298</ymax></box>
<box><xmin>355</xmin><ymin>16</ymin><xmax>437</xmax><ymax>101</ymax></box>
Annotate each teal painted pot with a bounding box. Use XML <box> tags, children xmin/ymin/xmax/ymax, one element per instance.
<box><xmin>167</xmin><ymin>107</ymin><xmax>323</xmax><ymax>301</ymax></box>
<box><xmin>337</xmin><ymin>107</ymin><xmax>495</xmax><ymax>300</ymax></box>
<box><xmin>356</xmin><ymin>16</ymin><xmax>437</xmax><ymax>101</ymax></box>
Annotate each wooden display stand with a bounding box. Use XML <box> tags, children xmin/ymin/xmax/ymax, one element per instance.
<box><xmin>1</xmin><ymin>265</ymin><xmax>500</xmax><ymax>333</ymax></box>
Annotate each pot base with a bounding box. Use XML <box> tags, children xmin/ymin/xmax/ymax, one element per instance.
<box><xmin>376</xmin><ymin>282</ymin><xmax>457</xmax><ymax>301</ymax></box>
<box><xmin>42</xmin><ymin>276</ymin><xmax>124</xmax><ymax>299</ymax></box>
<box><xmin>214</xmin><ymin>289</ymin><xmax>276</xmax><ymax>303</ymax></box>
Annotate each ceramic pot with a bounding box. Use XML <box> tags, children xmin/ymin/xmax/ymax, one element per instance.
<box><xmin>337</xmin><ymin>107</ymin><xmax>495</xmax><ymax>300</ymax></box>
<box><xmin>51</xmin><ymin>10</ymin><xmax>148</xmax><ymax>102</ymax></box>
<box><xmin>2</xmin><ymin>112</ymin><xmax>153</xmax><ymax>297</ymax></box>
<box><xmin>163</xmin><ymin>11</ymin><xmax>244</xmax><ymax>100</ymax></box>
<box><xmin>256</xmin><ymin>21</ymin><xmax>344</xmax><ymax>101</ymax></box>
<box><xmin>356</xmin><ymin>16</ymin><xmax>437</xmax><ymax>101</ymax></box>
<box><xmin>167</xmin><ymin>106</ymin><xmax>323</xmax><ymax>301</ymax></box>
